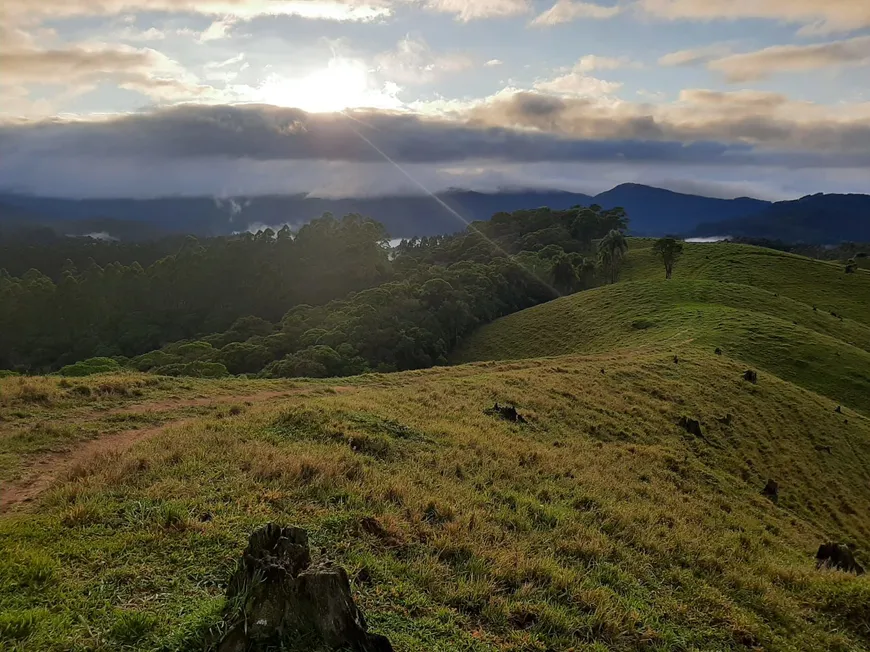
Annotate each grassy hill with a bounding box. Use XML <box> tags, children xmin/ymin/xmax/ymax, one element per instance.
<box><xmin>454</xmin><ymin>242</ymin><xmax>870</xmax><ymax>416</ymax></box>
<box><xmin>1</xmin><ymin>359</ymin><xmax>870</xmax><ymax>652</ymax></box>
<box><xmin>622</xmin><ymin>240</ymin><xmax>870</xmax><ymax>322</ymax></box>
<box><xmin>2</xmin><ymin>240</ymin><xmax>870</xmax><ymax>651</ymax></box>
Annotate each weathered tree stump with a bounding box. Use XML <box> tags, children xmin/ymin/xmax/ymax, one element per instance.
<box><xmin>816</xmin><ymin>542</ymin><xmax>865</xmax><ymax>575</ymax></box>
<box><xmin>485</xmin><ymin>403</ymin><xmax>526</xmax><ymax>423</ymax></box>
<box><xmin>761</xmin><ymin>479</ymin><xmax>779</xmax><ymax>504</ymax></box>
<box><xmin>678</xmin><ymin>416</ymin><xmax>703</xmax><ymax>438</ymax></box>
<box><xmin>218</xmin><ymin>524</ymin><xmax>393</xmax><ymax>652</ymax></box>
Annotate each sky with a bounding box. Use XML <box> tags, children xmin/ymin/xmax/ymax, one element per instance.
<box><xmin>1</xmin><ymin>0</ymin><xmax>870</xmax><ymax>200</ymax></box>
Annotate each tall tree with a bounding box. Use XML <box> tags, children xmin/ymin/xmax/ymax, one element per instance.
<box><xmin>597</xmin><ymin>230</ymin><xmax>628</xmax><ymax>284</ymax></box>
<box><xmin>652</xmin><ymin>237</ymin><xmax>684</xmax><ymax>279</ymax></box>
<box><xmin>552</xmin><ymin>254</ymin><xmax>579</xmax><ymax>295</ymax></box>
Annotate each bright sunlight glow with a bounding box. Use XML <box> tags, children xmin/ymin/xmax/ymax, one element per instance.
<box><xmin>254</xmin><ymin>58</ymin><xmax>402</xmax><ymax>113</ymax></box>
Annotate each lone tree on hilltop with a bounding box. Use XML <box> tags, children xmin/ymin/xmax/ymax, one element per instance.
<box><xmin>652</xmin><ymin>237</ymin><xmax>684</xmax><ymax>280</ymax></box>
<box><xmin>598</xmin><ymin>229</ymin><xmax>629</xmax><ymax>284</ymax></box>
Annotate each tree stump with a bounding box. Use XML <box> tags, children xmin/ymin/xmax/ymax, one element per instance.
<box><xmin>761</xmin><ymin>479</ymin><xmax>779</xmax><ymax>504</ymax></box>
<box><xmin>218</xmin><ymin>524</ymin><xmax>393</xmax><ymax>652</ymax></box>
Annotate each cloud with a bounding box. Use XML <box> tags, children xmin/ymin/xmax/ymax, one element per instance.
<box><xmin>0</xmin><ymin>103</ymin><xmax>744</xmax><ymax>165</ymax></box>
<box><xmin>2</xmin><ymin>93</ymin><xmax>869</xmax><ymax>170</ymax></box>
<box><xmin>639</xmin><ymin>0</ymin><xmax>870</xmax><ymax>35</ymax></box>
<box><xmin>529</xmin><ymin>56</ymin><xmax>630</xmax><ymax>99</ymax></box>
<box><xmin>2</xmin><ymin>99</ymin><xmax>870</xmax><ymax>199</ymax></box>
<box><xmin>422</xmin><ymin>0</ymin><xmax>530</xmax><ymax>21</ymax></box>
<box><xmin>1</xmin><ymin>0</ymin><xmax>394</xmax><ymax>25</ymax></box>
<box><xmin>533</xmin><ymin>74</ymin><xmax>622</xmax><ymax>97</ymax></box>
<box><xmin>0</xmin><ymin>0</ymin><xmax>541</xmax><ymax>28</ymax></box>
<box><xmin>573</xmin><ymin>55</ymin><xmax>636</xmax><ymax>72</ymax></box>
<box><xmin>531</xmin><ymin>0</ymin><xmax>621</xmax><ymax>26</ymax></box>
<box><xmin>374</xmin><ymin>36</ymin><xmax>473</xmax><ymax>85</ymax></box>
<box><xmin>463</xmin><ymin>88</ymin><xmax>870</xmax><ymax>157</ymax></box>
<box><xmin>484</xmin><ymin>59</ymin><xmax>504</xmax><ymax>67</ymax></box>
<box><xmin>707</xmin><ymin>35</ymin><xmax>870</xmax><ymax>82</ymax></box>
<box><xmin>198</xmin><ymin>17</ymin><xmax>239</xmax><ymax>42</ymax></box>
<box><xmin>3</xmin><ymin>150</ymin><xmax>868</xmax><ymax>201</ymax></box>
<box><xmin>659</xmin><ymin>44</ymin><xmax>732</xmax><ymax>67</ymax></box>
<box><xmin>113</xmin><ymin>26</ymin><xmax>168</xmax><ymax>41</ymax></box>
<box><xmin>0</xmin><ymin>42</ymin><xmax>210</xmax><ymax>101</ymax></box>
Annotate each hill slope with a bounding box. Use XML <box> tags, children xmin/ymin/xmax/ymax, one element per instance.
<box><xmin>1</xmin><ymin>356</ymin><xmax>869</xmax><ymax>651</ymax></box>
<box><xmin>2</xmin><ymin>242</ymin><xmax>870</xmax><ymax>651</ymax></box>
<box><xmin>454</xmin><ymin>243</ymin><xmax>870</xmax><ymax>416</ymax></box>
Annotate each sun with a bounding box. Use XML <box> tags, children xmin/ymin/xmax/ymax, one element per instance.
<box><xmin>255</xmin><ymin>58</ymin><xmax>400</xmax><ymax>113</ymax></box>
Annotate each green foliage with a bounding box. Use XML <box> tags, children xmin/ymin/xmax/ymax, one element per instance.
<box><xmin>107</xmin><ymin>204</ymin><xmax>629</xmax><ymax>379</ymax></box>
<box><xmin>58</xmin><ymin>357</ymin><xmax>122</xmax><ymax>377</ymax></box>
<box><xmin>0</xmin><ymin>370</ymin><xmax>20</xmax><ymax>378</ymax></box>
<box><xmin>651</xmin><ymin>237</ymin><xmax>684</xmax><ymax>279</ymax></box>
<box><xmin>131</xmin><ymin>350</ymin><xmax>176</xmax><ymax>372</ymax></box>
<box><xmin>219</xmin><ymin>342</ymin><xmax>274</xmax><ymax>375</ymax></box>
<box><xmin>597</xmin><ymin>230</ymin><xmax>629</xmax><ymax>284</ymax></box>
<box><xmin>0</xmin><ymin>214</ymin><xmax>392</xmax><ymax>372</ymax></box>
<box><xmin>152</xmin><ymin>361</ymin><xmax>229</xmax><ymax>378</ymax></box>
<box><xmin>2</xmin><ymin>205</ymin><xmax>629</xmax><ymax>379</ymax></box>
<box><xmin>266</xmin><ymin>345</ymin><xmax>367</xmax><ymax>379</ymax></box>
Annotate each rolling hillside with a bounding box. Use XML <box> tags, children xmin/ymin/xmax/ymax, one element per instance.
<box><xmin>2</xmin><ymin>240</ymin><xmax>870</xmax><ymax>651</ymax></box>
<box><xmin>454</xmin><ymin>242</ymin><xmax>870</xmax><ymax>415</ymax></box>
<box><xmin>2</xmin><ymin>354</ymin><xmax>870</xmax><ymax>651</ymax></box>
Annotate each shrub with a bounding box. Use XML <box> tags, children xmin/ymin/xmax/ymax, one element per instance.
<box><xmin>172</xmin><ymin>341</ymin><xmax>216</xmax><ymax>362</ymax></box>
<box><xmin>219</xmin><ymin>342</ymin><xmax>274</xmax><ymax>375</ymax></box>
<box><xmin>58</xmin><ymin>357</ymin><xmax>121</xmax><ymax>377</ymax></box>
<box><xmin>151</xmin><ymin>361</ymin><xmax>229</xmax><ymax>378</ymax></box>
<box><xmin>131</xmin><ymin>350</ymin><xmax>178</xmax><ymax>372</ymax></box>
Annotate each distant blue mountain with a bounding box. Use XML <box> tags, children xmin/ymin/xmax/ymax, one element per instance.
<box><xmin>1</xmin><ymin>185</ymin><xmax>866</xmax><ymax>244</ymax></box>
<box><xmin>593</xmin><ymin>183</ymin><xmax>770</xmax><ymax>236</ymax></box>
<box><xmin>0</xmin><ymin>190</ymin><xmax>593</xmax><ymax>240</ymax></box>
<box><xmin>693</xmin><ymin>193</ymin><xmax>870</xmax><ymax>244</ymax></box>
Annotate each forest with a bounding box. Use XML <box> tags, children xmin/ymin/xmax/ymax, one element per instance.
<box><xmin>0</xmin><ymin>204</ymin><xmax>628</xmax><ymax>378</ymax></box>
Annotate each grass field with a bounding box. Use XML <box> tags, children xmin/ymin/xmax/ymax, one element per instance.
<box><xmin>622</xmin><ymin>241</ymin><xmax>870</xmax><ymax>323</ymax></box>
<box><xmin>454</xmin><ymin>242</ymin><xmax>870</xmax><ymax>416</ymax></box>
<box><xmin>2</xmin><ymin>241</ymin><xmax>870</xmax><ymax>651</ymax></box>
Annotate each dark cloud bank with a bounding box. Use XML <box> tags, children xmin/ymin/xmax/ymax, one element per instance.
<box><xmin>1</xmin><ymin>100</ymin><xmax>870</xmax><ymax>199</ymax></box>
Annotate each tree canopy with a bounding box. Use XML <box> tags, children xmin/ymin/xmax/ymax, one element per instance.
<box><xmin>1</xmin><ymin>204</ymin><xmax>629</xmax><ymax>377</ymax></box>
<box><xmin>652</xmin><ymin>237</ymin><xmax>685</xmax><ymax>279</ymax></box>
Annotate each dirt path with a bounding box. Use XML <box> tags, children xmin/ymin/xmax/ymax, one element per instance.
<box><xmin>0</xmin><ymin>420</ymin><xmax>191</xmax><ymax>512</ymax></box>
<box><xmin>0</xmin><ymin>385</ymin><xmax>357</xmax><ymax>514</ymax></box>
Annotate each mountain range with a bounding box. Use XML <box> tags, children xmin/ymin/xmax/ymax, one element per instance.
<box><xmin>1</xmin><ymin>184</ymin><xmax>867</xmax><ymax>244</ymax></box>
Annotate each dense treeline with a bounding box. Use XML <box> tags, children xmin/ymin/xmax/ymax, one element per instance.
<box><xmin>0</xmin><ymin>215</ymin><xmax>391</xmax><ymax>370</ymax></box>
<box><xmin>1</xmin><ymin>205</ymin><xmax>628</xmax><ymax>376</ymax></box>
<box><xmin>0</xmin><ymin>226</ymin><xmax>189</xmax><ymax>280</ymax></box>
